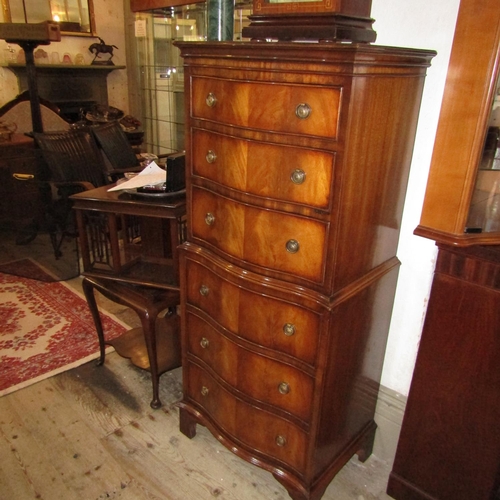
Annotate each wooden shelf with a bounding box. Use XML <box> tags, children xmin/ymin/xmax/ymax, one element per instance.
<box><xmin>109</xmin><ymin>314</ymin><xmax>181</xmax><ymax>374</ymax></box>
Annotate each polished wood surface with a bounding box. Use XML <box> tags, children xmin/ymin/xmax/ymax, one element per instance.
<box><xmin>415</xmin><ymin>0</ymin><xmax>500</xmax><ymax>245</ymax></box>
<box><xmin>176</xmin><ymin>42</ymin><xmax>434</xmax><ymax>500</ymax></box>
<box><xmin>72</xmin><ymin>185</ymin><xmax>186</xmax><ymax>408</ymax></box>
<box><xmin>387</xmin><ymin>244</ymin><xmax>500</xmax><ymax>500</ymax></box>
<box><xmin>72</xmin><ymin>185</ymin><xmax>186</xmax><ymax>289</ymax></box>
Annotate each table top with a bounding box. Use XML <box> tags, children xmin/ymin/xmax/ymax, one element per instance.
<box><xmin>71</xmin><ymin>184</ymin><xmax>186</xmax><ymax>218</ymax></box>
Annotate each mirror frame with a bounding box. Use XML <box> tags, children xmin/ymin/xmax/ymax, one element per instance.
<box><xmin>1</xmin><ymin>0</ymin><xmax>97</xmax><ymax>37</ymax></box>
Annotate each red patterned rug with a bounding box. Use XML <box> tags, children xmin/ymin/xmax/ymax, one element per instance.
<box><xmin>0</xmin><ymin>269</ymin><xmax>128</xmax><ymax>396</ymax></box>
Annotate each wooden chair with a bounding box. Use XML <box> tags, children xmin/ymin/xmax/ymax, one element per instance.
<box><xmin>91</xmin><ymin>121</ymin><xmax>142</xmax><ymax>177</ymax></box>
<box><xmin>33</xmin><ymin>129</ymin><xmax>110</xmax><ymax>258</ymax></box>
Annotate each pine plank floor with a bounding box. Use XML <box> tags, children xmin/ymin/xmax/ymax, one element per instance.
<box><xmin>0</xmin><ymin>279</ymin><xmax>394</xmax><ymax>500</ymax></box>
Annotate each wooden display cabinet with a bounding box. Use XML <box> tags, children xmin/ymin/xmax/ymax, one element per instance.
<box><xmin>388</xmin><ymin>1</ymin><xmax>500</xmax><ymax>499</ymax></box>
<box><xmin>414</xmin><ymin>0</ymin><xmax>500</xmax><ymax>246</ymax></box>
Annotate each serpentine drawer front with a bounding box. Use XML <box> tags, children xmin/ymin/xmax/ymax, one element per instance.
<box><xmin>177</xmin><ymin>41</ymin><xmax>435</xmax><ymax>500</ymax></box>
<box><xmin>191</xmin><ymin>186</ymin><xmax>328</xmax><ymax>283</ymax></box>
<box><xmin>184</xmin><ymin>256</ymin><xmax>321</xmax><ymax>367</ymax></box>
<box><xmin>185</xmin><ymin>361</ymin><xmax>309</xmax><ymax>474</ymax></box>
<box><xmin>186</xmin><ymin>312</ymin><xmax>315</xmax><ymax>423</ymax></box>
<box><xmin>192</xmin><ymin>129</ymin><xmax>335</xmax><ymax>210</ymax></box>
<box><xmin>191</xmin><ymin>76</ymin><xmax>341</xmax><ymax>139</ymax></box>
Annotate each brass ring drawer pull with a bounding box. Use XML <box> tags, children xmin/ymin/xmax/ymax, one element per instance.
<box><xmin>278</xmin><ymin>382</ymin><xmax>290</xmax><ymax>395</ymax></box>
<box><xmin>206</xmin><ymin>92</ymin><xmax>217</xmax><ymax>108</ymax></box>
<box><xmin>286</xmin><ymin>239</ymin><xmax>300</xmax><ymax>253</ymax></box>
<box><xmin>206</xmin><ymin>150</ymin><xmax>217</xmax><ymax>163</ymax></box>
<box><xmin>275</xmin><ymin>435</ymin><xmax>287</xmax><ymax>447</ymax></box>
<box><xmin>295</xmin><ymin>103</ymin><xmax>311</xmax><ymax>120</ymax></box>
<box><xmin>205</xmin><ymin>212</ymin><xmax>215</xmax><ymax>226</ymax></box>
<box><xmin>283</xmin><ymin>323</ymin><xmax>296</xmax><ymax>336</ymax></box>
<box><xmin>290</xmin><ymin>169</ymin><xmax>306</xmax><ymax>185</ymax></box>
<box><xmin>200</xmin><ymin>337</ymin><xmax>209</xmax><ymax>349</ymax></box>
<box><xmin>199</xmin><ymin>284</ymin><xmax>209</xmax><ymax>296</ymax></box>
<box><xmin>201</xmin><ymin>386</ymin><xmax>209</xmax><ymax>396</ymax></box>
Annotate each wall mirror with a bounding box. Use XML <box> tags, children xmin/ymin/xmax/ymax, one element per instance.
<box><xmin>1</xmin><ymin>0</ymin><xmax>96</xmax><ymax>36</ymax></box>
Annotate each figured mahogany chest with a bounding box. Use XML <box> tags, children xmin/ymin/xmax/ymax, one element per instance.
<box><xmin>175</xmin><ymin>41</ymin><xmax>435</xmax><ymax>500</ymax></box>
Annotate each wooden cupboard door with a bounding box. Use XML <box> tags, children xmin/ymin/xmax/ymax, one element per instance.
<box><xmin>186</xmin><ymin>313</ymin><xmax>315</xmax><ymax>423</ymax></box>
<box><xmin>191</xmin><ymin>76</ymin><xmax>341</xmax><ymax>139</ymax></box>
<box><xmin>184</xmin><ymin>361</ymin><xmax>309</xmax><ymax>473</ymax></box>
<box><xmin>191</xmin><ymin>129</ymin><xmax>335</xmax><ymax>210</ymax></box>
<box><xmin>191</xmin><ymin>187</ymin><xmax>328</xmax><ymax>283</ymax></box>
<box><xmin>184</xmin><ymin>257</ymin><xmax>321</xmax><ymax>366</ymax></box>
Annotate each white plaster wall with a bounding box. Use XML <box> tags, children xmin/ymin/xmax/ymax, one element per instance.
<box><xmin>372</xmin><ymin>0</ymin><xmax>461</xmax><ymax>396</ymax></box>
<box><xmin>0</xmin><ymin>0</ymin><xmax>129</xmax><ymax>113</ymax></box>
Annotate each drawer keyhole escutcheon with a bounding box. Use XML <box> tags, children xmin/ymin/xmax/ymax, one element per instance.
<box><xmin>278</xmin><ymin>382</ymin><xmax>290</xmax><ymax>395</ymax></box>
<box><xmin>286</xmin><ymin>239</ymin><xmax>300</xmax><ymax>253</ymax></box>
<box><xmin>201</xmin><ymin>386</ymin><xmax>209</xmax><ymax>396</ymax></box>
<box><xmin>200</xmin><ymin>337</ymin><xmax>209</xmax><ymax>349</ymax></box>
<box><xmin>206</xmin><ymin>93</ymin><xmax>217</xmax><ymax>108</ymax></box>
<box><xmin>295</xmin><ymin>103</ymin><xmax>311</xmax><ymax>120</ymax></box>
<box><xmin>291</xmin><ymin>169</ymin><xmax>306</xmax><ymax>185</ymax></box>
<box><xmin>276</xmin><ymin>435</ymin><xmax>287</xmax><ymax>447</ymax></box>
<box><xmin>283</xmin><ymin>323</ymin><xmax>296</xmax><ymax>336</ymax></box>
<box><xmin>206</xmin><ymin>150</ymin><xmax>217</xmax><ymax>164</ymax></box>
<box><xmin>199</xmin><ymin>284</ymin><xmax>209</xmax><ymax>297</ymax></box>
<box><xmin>205</xmin><ymin>212</ymin><xmax>215</xmax><ymax>226</ymax></box>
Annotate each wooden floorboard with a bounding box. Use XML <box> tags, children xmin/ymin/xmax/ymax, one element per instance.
<box><xmin>0</xmin><ymin>350</ymin><xmax>393</xmax><ymax>500</ymax></box>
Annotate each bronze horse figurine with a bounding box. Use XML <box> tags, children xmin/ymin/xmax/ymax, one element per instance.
<box><xmin>89</xmin><ymin>37</ymin><xmax>118</xmax><ymax>65</ymax></box>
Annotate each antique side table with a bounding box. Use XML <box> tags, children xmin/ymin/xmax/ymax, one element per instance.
<box><xmin>71</xmin><ymin>185</ymin><xmax>186</xmax><ymax>408</ymax></box>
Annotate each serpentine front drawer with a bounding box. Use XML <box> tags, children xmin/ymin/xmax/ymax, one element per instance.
<box><xmin>192</xmin><ymin>128</ymin><xmax>335</xmax><ymax>211</ymax></box>
<box><xmin>191</xmin><ymin>76</ymin><xmax>341</xmax><ymax>139</ymax></box>
<box><xmin>190</xmin><ymin>186</ymin><xmax>328</xmax><ymax>284</ymax></box>
<box><xmin>184</xmin><ymin>361</ymin><xmax>309</xmax><ymax>474</ymax></box>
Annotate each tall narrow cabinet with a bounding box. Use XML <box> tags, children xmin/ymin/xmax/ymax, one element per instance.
<box><xmin>175</xmin><ymin>41</ymin><xmax>434</xmax><ymax>500</ymax></box>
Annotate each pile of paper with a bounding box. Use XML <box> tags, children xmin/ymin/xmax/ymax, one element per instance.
<box><xmin>107</xmin><ymin>162</ymin><xmax>166</xmax><ymax>192</ymax></box>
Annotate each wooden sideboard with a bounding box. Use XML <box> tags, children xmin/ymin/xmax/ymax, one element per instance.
<box><xmin>0</xmin><ymin>133</ymin><xmax>40</xmax><ymax>227</ymax></box>
<box><xmin>174</xmin><ymin>41</ymin><xmax>435</xmax><ymax>500</ymax></box>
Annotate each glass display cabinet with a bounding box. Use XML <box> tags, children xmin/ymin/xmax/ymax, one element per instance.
<box><xmin>414</xmin><ymin>0</ymin><xmax>500</xmax><ymax>246</ymax></box>
<box><xmin>389</xmin><ymin>2</ymin><xmax>500</xmax><ymax>499</ymax></box>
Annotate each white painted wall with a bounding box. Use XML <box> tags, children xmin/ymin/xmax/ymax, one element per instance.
<box><xmin>372</xmin><ymin>0</ymin><xmax>461</xmax><ymax>396</ymax></box>
<box><xmin>0</xmin><ymin>0</ymin><xmax>129</xmax><ymax>112</ymax></box>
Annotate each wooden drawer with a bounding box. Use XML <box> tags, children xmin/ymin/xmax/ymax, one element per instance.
<box><xmin>184</xmin><ymin>257</ymin><xmax>321</xmax><ymax>366</ymax></box>
<box><xmin>191</xmin><ymin>186</ymin><xmax>328</xmax><ymax>283</ymax></box>
<box><xmin>192</xmin><ymin>129</ymin><xmax>335</xmax><ymax>210</ymax></box>
<box><xmin>186</xmin><ymin>312</ymin><xmax>315</xmax><ymax>422</ymax></box>
<box><xmin>191</xmin><ymin>76</ymin><xmax>341</xmax><ymax>139</ymax></box>
<box><xmin>185</xmin><ymin>361</ymin><xmax>308</xmax><ymax>473</ymax></box>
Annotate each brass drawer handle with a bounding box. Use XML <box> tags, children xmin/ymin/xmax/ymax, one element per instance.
<box><xmin>286</xmin><ymin>239</ymin><xmax>300</xmax><ymax>253</ymax></box>
<box><xmin>199</xmin><ymin>284</ymin><xmax>209</xmax><ymax>296</ymax></box>
<box><xmin>295</xmin><ymin>103</ymin><xmax>311</xmax><ymax>120</ymax></box>
<box><xmin>290</xmin><ymin>169</ymin><xmax>306</xmax><ymax>185</ymax></box>
<box><xmin>206</xmin><ymin>92</ymin><xmax>217</xmax><ymax>108</ymax></box>
<box><xmin>206</xmin><ymin>150</ymin><xmax>217</xmax><ymax>164</ymax></box>
<box><xmin>278</xmin><ymin>382</ymin><xmax>290</xmax><ymax>395</ymax></box>
<box><xmin>275</xmin><ymin>435</ymin><xmax>287</xmax><ymax>447</ymax></box>
<box><xmin>283</xmin><ymin>323</ymin><xmax>296</xmax><ymax>337</ymax></box>
<box><xmin>201</xmin><ymin>386</ymin><xmax>209</xmax><ymax>396</ymax></box>
<box><xmin>200</xmin><ymin>337</ymin><xmax>209</xmax><ymax>349</ymax></box>
<box><xmin>205</xmin><ymin>212</ymin><xmax>215</xmax><ymax>226</ymax></box>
